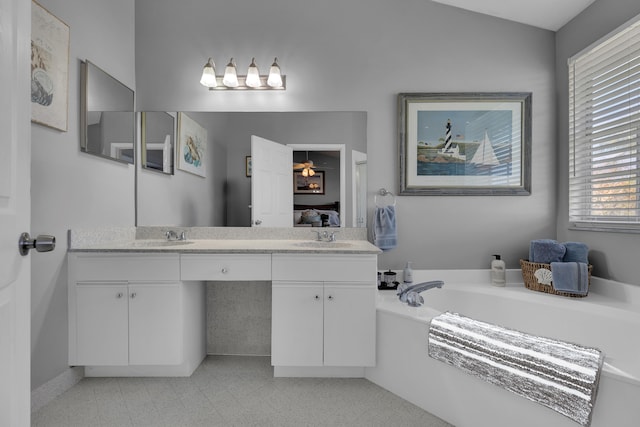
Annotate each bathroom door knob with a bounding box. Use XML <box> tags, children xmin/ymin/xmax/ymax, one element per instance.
<box><xmin>18</xmin><ymin>232</ymin><xmax>56</xmax><ymax>256</ymax></box>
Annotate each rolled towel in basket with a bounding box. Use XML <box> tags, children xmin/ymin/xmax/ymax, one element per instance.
<box><xmin>529</xmin><ymin>239</ymin><xmax>566</xmax><ymax>263</ymax></box>
<box><xmin>562</xmin><ymin>242</ymin><xmax>589</xmax><ymax>264</ymax></box>
<box><xmin>551</xmin><ymin>262</ymin><xmax>589</xmax><ymax>296</ymax></box>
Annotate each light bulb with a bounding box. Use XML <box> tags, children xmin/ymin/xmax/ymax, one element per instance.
<box><xmin>308</xmin><ymin>168</ymin><xmax>315</xmax><ymax>176</ymax></box>
<box><xmin>199</xmin><ymin>58</ymin><xmax>217</xmax><ymax>88</ymax></box>
<box><xmin>267</xmin><ymin>57</ymin><xmax>283</xmax><ymax>88</ymax></box>
<box><xmin>302</xmin><ymin>168</ymin><xmax>308</xmax><ymax>177</ymax></box>
<box><xmin>222</xmin><ymin>58</ymin><xmax>239</xmax><ymax>87</ymax></box>
<box><xmin>245</xmin><ymin>57</ymin><xmax>261</xmax><ymax>88</ymax></box>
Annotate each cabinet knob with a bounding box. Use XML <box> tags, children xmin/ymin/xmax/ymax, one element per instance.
<box><xmin>116</xmin><ymin>292</ymin><xmax>123</xmax><ymax>299</ymax></box>
<box><xmin>327</xmin><ymin>295</ymin><xmax>334</xmax><ymax>300</ymax></box>
<box><xmin>314</xmin><ymin>295</ymin><xmax>320</xmax><ymax>300</ymax></box>
<box><xmin>221</xmin><ymin>268</ymin><xmax>228</xmax><ymax>274</ymax></box>
<box><xmin>130</xmin><ymin>292</ymin><xmax>137</xmax><ymax>299</ymax></box>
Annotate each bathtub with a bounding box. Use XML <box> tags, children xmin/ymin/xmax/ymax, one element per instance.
<box><xmin>365</xmin><ymin>270</ymin><xmax>640</xmax><ymax>427</ymax></box>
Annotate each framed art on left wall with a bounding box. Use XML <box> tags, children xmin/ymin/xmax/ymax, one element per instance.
<box><xmin>31</xmin><ymin>0</ymin><xmax>70</xmax><ymax>132</ymax></box>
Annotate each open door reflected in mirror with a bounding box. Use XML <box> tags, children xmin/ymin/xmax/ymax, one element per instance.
<box><xmin>141</xmin><ymin>112</ymin><xmax>175</xmax><ymax>174</ymax></box>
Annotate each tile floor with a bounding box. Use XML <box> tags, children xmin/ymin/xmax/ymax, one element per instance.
<box><xmin>32</xmin><ymin>356</ymin><xmax>453</xmax><ymax>427</ymax></box>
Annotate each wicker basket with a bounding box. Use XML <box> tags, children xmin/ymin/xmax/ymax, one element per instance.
<box><xmin>519</xmin><ymin>259</ymin><xmax>592</xmax><ymax>298</ymax></box>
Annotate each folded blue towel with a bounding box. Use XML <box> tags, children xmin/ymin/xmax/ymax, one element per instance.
<box><xmin>551</xmin><ymin>262</ymin><xmax>589</xmax><ymax>296</ymax></box>
<box><xmin>562</xmin><ymin>242</ymin><xmax>589</xmax><ymax>264</ymax></box>
<box><xmin>373</xmin><ymin>206</ymin><xmax>397</xmax><ymax>251</ymax></box>
<box><xmin>530</xmin><ymin>239</ymin><xmax>566</xmax><ymax>263</ymax></box>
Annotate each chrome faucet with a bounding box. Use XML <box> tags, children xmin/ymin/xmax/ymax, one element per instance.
<box><xmin>310</xmin><ymin>230</ymin><xmax>339</xmax><ymax>242</ymax></box>
<box><xmin>397</xmin><ymin>280</ymin><xmax>444</xmax><ymax>307</ymax></box>
<box><xmin>165</xmin><ymin>230</ymin><xmax>187</xmax><ymax>241</ymax></box>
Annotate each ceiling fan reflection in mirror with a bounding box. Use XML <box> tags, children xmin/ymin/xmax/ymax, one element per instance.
<box><xmin>293</xmin><ymin>159</ymin><xmax>316</xmax><ymax>176</ymax></box>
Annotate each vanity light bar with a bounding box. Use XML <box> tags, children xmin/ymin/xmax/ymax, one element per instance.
<box><xmin>200</xmin><ymin>57</ymin><xmax>286</xmax><ymax>91</ymax></box>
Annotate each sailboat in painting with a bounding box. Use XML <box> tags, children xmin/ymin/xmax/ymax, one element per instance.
<box><xmin>469</xmin><ymin>130</ymin><xmax>500</xmax><ymax>166</ymax></box>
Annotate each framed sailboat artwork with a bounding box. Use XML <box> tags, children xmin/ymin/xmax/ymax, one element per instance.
<box><xmin>398</xmin><ymin>92</ymin><xmax>531</xmax><ymax>195</ymax></box>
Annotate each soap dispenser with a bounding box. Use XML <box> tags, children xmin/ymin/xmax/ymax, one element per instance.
<box><xmin>491</xmin><ymin>255</ymin><xmax>506</xmax><ymax>287</ymax></box>
<box><xmin>403</xmin><ymin>261</ymin><xmax>413</xmax><ymax>284</ymax></box>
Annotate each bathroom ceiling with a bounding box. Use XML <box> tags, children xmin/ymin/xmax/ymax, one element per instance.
<box><xmin>431</xmin><ymin>0</ymin><xmax>597</xmax><ymax>31</ymax></box>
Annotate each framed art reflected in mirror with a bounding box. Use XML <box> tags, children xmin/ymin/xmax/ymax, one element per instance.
<box><xmin>294</xmin><ymin>170</ymin><xmax>325</xmax><ymax>195</ymax></box>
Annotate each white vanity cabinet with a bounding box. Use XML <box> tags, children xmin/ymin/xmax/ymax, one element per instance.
<box><xmin>74</xmin><ymin>281</ymin><xmax>181</xmax><ymax>366</ymax></box>
<box><xmin>68</xmin><ymin>253</ymin><xmax>205</xmax><ymax>376</ymax></box>
<box><xmin>271</xmin><ymin>254</ymin><xmax>377</xmax><ymax>370</ymax></box>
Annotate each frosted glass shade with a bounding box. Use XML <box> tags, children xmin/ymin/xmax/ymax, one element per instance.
<box><xmin>222</xmin><ymin>59</ymin><xmax>239</xmax><ymax>88</ymax></box>
<box><xmin>267</xmin><ymin>58</ymin><xmax>283</xmax><ymax>88</ymax></box>
<box><xmin>199</xmin><ymin>58</ymin><xmax>217</xmax><ymax>88</ymax></box>
<box><xmin>245</xmin><ymin>58</ymin><xmax>261</xmax><ymax>88</ymax></box>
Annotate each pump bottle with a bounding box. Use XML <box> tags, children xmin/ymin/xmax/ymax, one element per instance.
<box><xmin>491</xmin><ymin>255</ymin><xmax>506</xmax><ymax>287</ymax></box>
<box><xmin>403</xmin><ymin>261</ymin><xmax>413</xmax><ymax>284</ymax></box>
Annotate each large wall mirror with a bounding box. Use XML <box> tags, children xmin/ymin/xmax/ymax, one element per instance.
<box><xmin>80</xmin><ymin>60</ymin><xmax>135</xmax><ymax>163</ymax></box>
<box><xmin>136</xmin><ymin>111</ymin><xmax>367</xmax><ymax>228</ymax></box>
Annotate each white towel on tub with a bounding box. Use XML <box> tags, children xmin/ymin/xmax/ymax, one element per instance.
<box><xmin>428</xmin><ymin>312</ymin><xmax>604</xmax><ymax>427</ymax></box>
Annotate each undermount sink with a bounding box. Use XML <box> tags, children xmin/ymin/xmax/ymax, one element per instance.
<box><xmin>293</xmin><ymin>241</ymin><xmax>354</xmax><ymax>248</ymax></box>
<box><xmin>130</xmin><ymin>240</ymin><xmax>194</xmax><ymax>247</ymax></box>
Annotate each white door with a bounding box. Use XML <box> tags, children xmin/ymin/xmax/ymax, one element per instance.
<box><xmin>251</xmin><ymin>135</ymin><xmax>293</xmax><ymax>227</ymax></box>
<box><xmin>0</xmin><ymin>0</ymin><xmax>32</xmax><ymax>425</ymax></box>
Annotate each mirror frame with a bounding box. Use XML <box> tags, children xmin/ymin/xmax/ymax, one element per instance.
<box><xmin>141</xmin><ymin>111</ymin><xmax>175</xmax><ymax>175</ymax></box>
<box><xmin>80</xmin><ymin>60</ymin><xmax>135</xmax><ymax>164</ymax></box>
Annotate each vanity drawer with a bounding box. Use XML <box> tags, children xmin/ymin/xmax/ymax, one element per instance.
<box><xmin>272</xmin><ymin>253</ymin><xmax>377</xmax><ymax>282</ymax></box>
<box><xmin>70</xmin><ymin>253</ymin><xmax>180</xmax><ymax>282</ymax></box>
<box><xmin>180</xmin><ymin>254</ymin><xmax>272</xmax><ymax>281</ymax></box>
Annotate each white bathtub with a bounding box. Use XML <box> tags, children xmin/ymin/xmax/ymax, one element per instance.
<box><xmin>365</xmin><ymin>270</ymin><xmax>640</xmax><ymax>427</ymax></box>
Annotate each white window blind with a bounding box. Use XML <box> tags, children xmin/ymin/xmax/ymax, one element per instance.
<box><xmin>569</xmin><ymin>17</ymin><xmax>640</xmax><ymax>231</ymax></box>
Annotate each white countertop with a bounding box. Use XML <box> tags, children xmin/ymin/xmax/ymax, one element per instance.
<box><xmin>69</xmin><ymin>238</ymin><xmax>381</xmax><ymax>254</ymax></box>
<box><xmin>67</xmin><ymin>226</ymin><xmax>381</xmax><ymax>254</ymax></box>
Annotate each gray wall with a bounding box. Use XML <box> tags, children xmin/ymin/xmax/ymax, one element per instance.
<box><xmin>555</xmin><ymin>0</ymin><xmax>640</xmax><ymax>284</ymax></box>
<box><xmin>30</xmin><ymin>0</ymin><xmax>135</xmax><ymax>390</ymax></box>
<box><xmin>136</xmin><ymin>0</ymin><xmax>558</xmax><ymax>271</ymax></box>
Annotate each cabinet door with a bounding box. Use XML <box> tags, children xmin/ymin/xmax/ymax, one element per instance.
<box><xmin>128</xmin><ymin>283</ymin><xmax>182</xmax><ymax>365</ymax></box>
<box><xmin>271</xmin><ymin>281</ymin><xmax>324</xmax><ymax>366</ymax></box>
<box><xmin>76</xmin><ymin>283</ymin><xmax>129</xmax><ymax>366</ymax></box>
<box><xmin>323</xmin><ymin>283</ymin><xmax>376</xmax><ymax>367</ymax></box>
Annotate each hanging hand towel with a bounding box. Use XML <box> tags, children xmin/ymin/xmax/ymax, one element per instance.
<box><xmin>373</xmin><ymin>205</ymin><xmax>397</xmax><ymax>251</ymax></box>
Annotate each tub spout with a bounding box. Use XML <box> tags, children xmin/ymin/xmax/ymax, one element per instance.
<box><xmin>397</xmin><ymin>280</ymin><xmax>444</xmax><ymax>307</ymax></box>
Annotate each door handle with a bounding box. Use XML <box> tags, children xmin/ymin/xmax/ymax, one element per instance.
<box><xmin>18</xmin><ymin>232</ymin><xmax>56</xmax><ymax>256</ymax></box>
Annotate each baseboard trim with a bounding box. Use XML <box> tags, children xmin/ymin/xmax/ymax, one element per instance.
<box><xmin>31</xmin><ymin>366</ymin><xmax>84</xmax><ymax>413</ymax></box>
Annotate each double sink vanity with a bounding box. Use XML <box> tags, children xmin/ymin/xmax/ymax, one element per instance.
<box><xmin>67</xmin><ymin>227</ymin><xmax>380</xmax><ymax>378</ymax></box>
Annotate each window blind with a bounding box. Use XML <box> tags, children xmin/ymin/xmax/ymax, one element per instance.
<box><xmin>569</xmin><ymin>17</ymin><xmax>640</xmax><ymax>231</ymax></box>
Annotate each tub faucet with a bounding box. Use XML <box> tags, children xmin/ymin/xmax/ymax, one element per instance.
<box><xmin>397</xmin><ymin>280</ymin><xmax>444</xmax><ymax>307</ymax></box>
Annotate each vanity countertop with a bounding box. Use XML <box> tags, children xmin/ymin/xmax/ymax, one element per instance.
<box><xmin>69</xmin><ymin>238</ymin><xmax>381</xmax><ymax>254</ymax></box>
